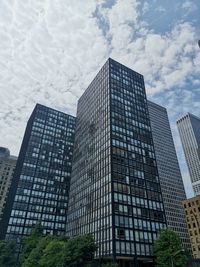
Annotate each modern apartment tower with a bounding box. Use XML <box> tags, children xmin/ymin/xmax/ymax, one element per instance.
<box><xmin>177</xmin><ymin>113</ymin><xmax>200</xmax><ymax>195</ymax></box>
<box><xmin>67</xmin><ymin>59</ymin><xmax>166</xmax><ymax>266</ymax></box>
<box><xmin>148</xmin><ymin>101</ymin><xmax>191</xmax><ymax>250</ymax></box>
<box><xmin>0</xmin><ymin>147</ymin><xmax>17</xmax><ymax>222</ymax></box>
<box><xmin>0</xmin><ymin>104</ymin><xmax>75</xmax><ymax>244</ymax></box>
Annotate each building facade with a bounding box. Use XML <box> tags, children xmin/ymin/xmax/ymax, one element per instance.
<box><xmin>0</xmin><ymin>147</ymin><xmax>17</xmax><ymax>222</ymax></box>
<box><xmin>177</xmin><ymin>113</ymin><xmax>200</xmax><ymax>195</ymax></box>
<box><xmin>148</xmin><ymin>101</ymin><xmax>191</xmax><ymax>250</ymax></box>
<box><xmin>67</xmin><ymin>59</ymin><xmax>166</xmax><ymax>266</ymax></box>
<box><xmin>0</xmin><ymin>104</ymin><xmax>75</xmax><ymax>244</ymax></box>
<box><xmin>183</xmin><ymin>196</ymin><xmax>200</xmax><ymax>258</ymax></box>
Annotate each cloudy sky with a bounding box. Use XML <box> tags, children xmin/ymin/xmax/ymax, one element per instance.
<box><xmin>0</xmin><ymin>0</ymin><xmax>199</xmax><ymax>197</ymax></box>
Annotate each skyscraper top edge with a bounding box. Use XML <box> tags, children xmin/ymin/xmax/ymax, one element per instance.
<box><xmin>78</xmin><ymin>58</ymin><xmax>144</xmax><ymax>105</ymax></box>
<box><xmin>182</xmin><ymin>194</ymin><xmax>200</xmax><ymax>202</ymax></box>
<box><xmin>177</xmin><ymin>112</ymin><xmax>200</xmax><ymax>124</ymax></box>
<box><xmin>0</xmin><ymin>147</ymin><xmax>18</xmax><ymax>159</ymax></box>
<box><xmin>147</xmin><ymin>100</ymin><xmax>167</xmax><ymax>111</ymax></box>
<box><xmin>9</xmin><ymin>155</ymin><xmax>18</xmax><ymax>160</ymax></box>
<box><xmin>0</xmin><ymin>147</ymin><xmax>10</xmax><ymax>158</ymax></box>
<box><xmin>108</xmin><ymin>58</ymin><xmax>144</xmax><ymax>78</ymax></box>
<box><xmin>34</xmin><ymin>103</ymin><xmax>76</xmax><ymax>119</ymax></box>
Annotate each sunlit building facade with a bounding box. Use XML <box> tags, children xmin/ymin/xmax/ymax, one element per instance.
<box><xmin>177</xmin><ymin>113</ymin><xmax>200</xmax><ymax>195</ymax></box>
<box><xmin>183</xmin><ymin>196</ymin><xmax>200</xmax><ymax>258</ymax></box>
<box><xmin>67</xmin><ymin>59</ymin><xmax>166</xmax><ymax>266</ymax></box>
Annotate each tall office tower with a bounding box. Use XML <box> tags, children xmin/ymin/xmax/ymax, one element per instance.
<box><xmin>177</xmin><ymin>113</ymin><xmax>200</xmax><ymax>195</ymax></box>
<box><xmin>67</xmin><ymin>59</ymin><xmax>166</xmax><ymax>266</ymax></box>
<box><xmin>0</xmin><ymin>147</ymin><xmax>17</xmax><ymax>222</ymax></box>
<box><xmin>0</xmin><ymin>104</ymin><xmax>75</xmax><ymax>245</ymax></box>
<box><xmin>148</xmin><ymin>101</ymin><xmax>191</xmax><ymax>250</ymax></box>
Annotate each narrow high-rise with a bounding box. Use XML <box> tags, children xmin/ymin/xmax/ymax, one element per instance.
<box><xmin>67</xmin><ymin>59</ymin><xmax>166</xmax><ymax>266</ymax></box>
<box><xmin>177</xmin><ymin>113</ymin><xmax>200</xmax><ymax>195</ymax></box>
<box><xmin>148</xmin><ymin>101</ymin><xmax>191</xmax><ymax>250</ymax></box>
<box><xmin>0</xmin><ymin>147</ymin><xmax>17</xmax><ymax>222</ymax></box>
<box><xmin>0</xmin><ymin>104</ymin><xmax>75</xmax><ymax>245</ymax></box>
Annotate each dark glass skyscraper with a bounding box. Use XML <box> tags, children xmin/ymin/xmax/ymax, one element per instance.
<box><xmin>0</xmin><ymin>104</ymin><xmax>75</xmax><ymax>243</ymax></box>
<box><xmin>67</xmin><ymin>59</ymin><xmax>166</xmax><ymax>266</ymax></box>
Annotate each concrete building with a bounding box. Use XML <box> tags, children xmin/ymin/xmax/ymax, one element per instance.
<box><xmin>0</xmin><ymin>147</ymin><xmax>17</xmax><ymax>222</ymax></box>
<box><xmin>148</xmin><ymin>101</ymin><xmax>191</xmax><ymax>250</ymax></box>
<box><xmin>67</xmin><ymin>58</ymin><xmax>166</xmax><ymax>266</ymax></box>
<box><xmin>177</xmin><ymin>113</ymin><xmax>200</xmax><ymax>195</ymax></box>
<box><xmin>183</xmin><ymin>196</ymin><xmax>200</xmax><ymax>258</ymax></box>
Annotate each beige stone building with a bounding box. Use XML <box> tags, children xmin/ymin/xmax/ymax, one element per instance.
<box><xmin>183</xmin><ymin>195</ymin><xmax>200</xmax><ymax>258</ymax></box>
<box><xmin>0</xmin><ymin>147</ymin><xmax>17</xmax><ymax>222</ymax></box>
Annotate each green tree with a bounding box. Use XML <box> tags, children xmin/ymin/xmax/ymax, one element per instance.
<box><xmin>21</xmin><ymin>236</ymin><xmax>54</xmax><ymax>267</ymax></box>
<box><xmin>39</xmin><ymin>237</ymin><xmax>67</xmax><ymax>267</ymax></box>
<box><xmin>63</xmin><ymin>234</ymin><xmax>97</xmax><ymax>267</ymax></box>
<box><xmin>20</xmin><ymin>221</ymin><xmax>43</xmax><ymax>265</ymax></box>
<box><xmin>101</xmin><ymin>263</ymin><xmax>118</xmax><ymax>267</ymax></box>
<box><xmin>0</xmin><ymin>240</ymin><xmax>17</xmax><ymax>267</ymax></box>
<box><xmin>154</xmin><ymin>228</ymin><xmax>188</xmax><ymax>267</ymax></box>
<box><xmin>20</xmin><ymin>229</ymin><xmax>96</xmax><ymax>267</ymax></box>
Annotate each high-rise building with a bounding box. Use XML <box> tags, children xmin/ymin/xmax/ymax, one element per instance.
<box><xmin>148</xmin><ymin>101</ymin><xmax>191</xmax><ymax>250</ymax></box>
<box><xmin>67</xmin><ymin>58</ymin><xmax>166</xmax><ymax>266</ymax></box>
<box><xmin>0</xmin><ymin>147</ymin><xmax>17</xmax><ymax>222</ymax></box>
<box><xmin>177</xmin><ymin>113</ymin><xmax>200</xmax><ymax>195</ymax></box>
<box><xmin>182</xmin><ymin>196</ymin><xmax>200</xmax><ymax>258</ymax></box>
<box><xmin>0</xmin><ymin>104</ymin><xmax>75</xmax><ymax>245</ymax></box>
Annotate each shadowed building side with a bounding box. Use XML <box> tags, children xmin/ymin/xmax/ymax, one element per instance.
<box><xmin>148</xmin><ymin>101</ymin><xmax>191</xmax><ymax>251</ymax></box>
<box><xmin>0</xmin><ymin>104</ymin><xmax>75</xmax><ymax>250</ymax></box>
<box><xmin>67</xmin><ymin>58</ymin><xmax>166</xmax><ymax>266</ymax></box>
<box><xmin>0</xmin><ymin>147</ymin><xmax>17</xmax><ymax>223</ymax></box>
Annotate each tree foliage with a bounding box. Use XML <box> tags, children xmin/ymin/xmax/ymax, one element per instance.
<box><xmin>63</xmin><ymin>234</ymin><xmax>97</xmax><ymax>267</ymax></box>
<box><xmin>20</xmin><ymin>221</ymin><xmax>43</xmax><ymax>266</ymax></box>
<box><xmin>101</xmin><ymin>263</ymin><xmax>118</xmax><ymax>267</ymax></box>
<box><xmin>21</xmin><ymin>236</ymin><xmax>54</xmax><ymax>267</ymax></box>
<box><xmin>0</xmin><ymin>240</ymin><xmax>17</xmax><ymax>267</ymax></box>
<box><xmin>39</xmin><ymin>237</ymin><xmax>67</xmax><ymax>267</ymax></box>
<box><xmin>19</xmin><ymin>223</ymin><xmax>96</xmax><ymax>267</ymax></box>
<box><xmin>0</xmin><ymin>222</ymin><xmax>97</xmax><ymax>267</ymax></box>
<box><xmin>154</xmin><ymin>228</ymin><xmax>188</xmax><ymax>267</ymax></box>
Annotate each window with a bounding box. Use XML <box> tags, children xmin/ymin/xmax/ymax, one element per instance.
<box><xmin>116</xmin><ymin>229</ymin><xmax>125</xmax><ymax>239</ymax></box>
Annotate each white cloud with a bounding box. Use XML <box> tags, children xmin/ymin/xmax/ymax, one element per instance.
<box><xmin>142</xmin><ymin>2</ymin><xmax>150</xmax><ymax>14</ymax></box>
<box><xmin>155</xmin><ymin>6</ymin><xmax>166</xmax><ymax>12</ymax></box>
<box><xmin>182</xmin><ymin>0</ymin><xmax>197</xmax><ymax>13</ymax></box>
<box><xmin>0</xmin><ymin>0</ymin><xmax>199</xmax><ymax>197</ymax></box>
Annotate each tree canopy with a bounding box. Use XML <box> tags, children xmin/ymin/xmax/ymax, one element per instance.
<box><xmin>154</xmin><ymin>228</ymin><xmax>188</xmax><ymax>267</ymax></box>
<box><xmin>101</xmin><ymin>263</ymin><xmax>118</xmax><ymax>267</ymax></box>
<box><xmin>18</xmin><ymin>223</ymin><xmax>97</xmax><ymax>267</ymax></box>
<box><xmin>20</xmin><ymin>221</ymin><xmax>43</xmax><ymax>265</ymax></box>
<box><xmin>0</xmin><ymin>239</ymin><xmax>17</xmax><ymax>267</ymax></box>
<box><xmin>63</xmin><ymin>234</ymin><xmax>97</xmax><ymax>267</ymax></box>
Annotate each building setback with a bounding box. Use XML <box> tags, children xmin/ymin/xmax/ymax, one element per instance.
<box><xmin>0</xmin><ymin>147</ymin><xmax>17</xmax><ymax>222</ymax></box>
<box><xmin>66</xmin><ymin>58</ymin><xmax>166</xmax><ymax>266</ymax></box>
<box><xmin>182</xmin><ymin>196</ymin><xmax>200</xmax><ymax>258</ymax></box>
<box><xmin>177</xmin><ymin>113</ymin><xmax>200</xmax><ymax>195</ymax></box>
<box><xmin>148</xmin><ymin>101</ymin><xmax>191</xmax><ymax>250</ymax></box>
<box><xmin>0</xmin><ymin>104</ymin><xmax>75</xmax><ymax>244</ymax></box>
